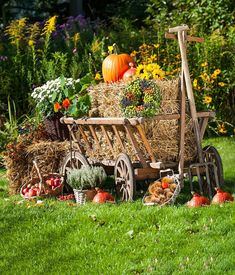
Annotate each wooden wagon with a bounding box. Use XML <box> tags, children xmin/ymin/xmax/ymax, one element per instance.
<box><xmin>60</xmin><ymin>25</ymin><xmax>224</xmax><ymax>201</ymax></box>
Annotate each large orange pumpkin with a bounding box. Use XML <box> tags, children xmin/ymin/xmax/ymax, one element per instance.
<box><xmin>102</xmin><ymin>53</ymin><xmax>134</xmax><ymax>83</ymax></box>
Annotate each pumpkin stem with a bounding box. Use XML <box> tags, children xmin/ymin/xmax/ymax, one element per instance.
<box><xmin>113</xmin><ymin>43</ymin><xmax>119</xmax><ymax>55</ymax></box>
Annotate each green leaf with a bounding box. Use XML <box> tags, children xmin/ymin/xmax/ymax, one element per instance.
<box><xmin>51</xmin><ymin>91</ymin><xmax>57</xmax><ymax>102</ymax></box>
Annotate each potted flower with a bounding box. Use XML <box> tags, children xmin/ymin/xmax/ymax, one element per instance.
<box><xmin>66</xmin><ymin>166</ymin><xmax>107</xmax><ymax>204</ymax></box>
<box><xmin>31</xmin><ymin>74</ymin><xmax>94</xmax><ymax>140</ymax></box>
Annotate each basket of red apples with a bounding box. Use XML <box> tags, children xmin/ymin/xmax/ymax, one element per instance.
<box><xmin>20</xmin><ymin>160</ymin><xmax>64</xmax><ymax>199</ymax></box>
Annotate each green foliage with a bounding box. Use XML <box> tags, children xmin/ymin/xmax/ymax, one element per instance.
<box><xmin>145</xmin><ymin>0</ymin><xmax>235</xmax><ymax>33</ymax></box>
<box><xmin>66</xmin><ymin>166</ymin><xmax>107</xmax><ymax>190</ymax></box>
<box><xmin>0</xmin><ymin>6</ymin><xmax>234</xmax><ymax>138</ymax></box>
<box><xmin>31</xmin><ymin>74</ymin><xmax>93</xmax><ymax>118</ymax></box>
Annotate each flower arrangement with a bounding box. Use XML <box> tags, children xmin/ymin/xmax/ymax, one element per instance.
<box><xmin>120</xmin><ymin>78</ymin><xmax>162</xmax><ymax>118</ymax></box>
<box><xmin>31</xmin><ymin>75</ymin><xmax>93</xmax><ymax>118</ymax></box>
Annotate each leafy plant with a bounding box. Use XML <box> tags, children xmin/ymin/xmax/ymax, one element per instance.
<box><xmin>66</xmin><ymin>166</ymin><xmax>107</xmax><ymax>190</ymax></box>
<box><xmin>31</xmin><ymin>74</ymin><xmax>94</xmax><ymax>118</ymax></box>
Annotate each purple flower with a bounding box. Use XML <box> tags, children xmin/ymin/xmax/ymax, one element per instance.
<box><xmin>75</xmin><ymin>14</ymin><xmax>87</xmax><ymax>28</ymax></box>
<box><xmin>0</xmin><ymin>56</ymin><xmax>8</xmax><ymax>61</ymax></box>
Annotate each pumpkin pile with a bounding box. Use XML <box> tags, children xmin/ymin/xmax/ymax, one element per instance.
<box><xmin>144</xmin><ymin>176</ymin><xmax>179</xmax><ymax>205</ymax></box>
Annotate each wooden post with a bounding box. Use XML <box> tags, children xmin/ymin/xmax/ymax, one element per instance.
<box><xmin>178</xmin><ymin>66</ymin><xmax>186</xmax><ymax>184</ymax></box>
<box><xmin>168</xmin><ymin>25</ymin><xmax>204</xmax><ymax>163</ymax></box>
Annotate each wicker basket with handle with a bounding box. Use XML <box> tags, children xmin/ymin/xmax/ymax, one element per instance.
<box><xmin>20</xmin><ymin>160</ymin><xmax>64</xmax><ymax>199</ymax></box>
<box><xmin>143</xmin><ymin>169</ymin><xmax>181</xmax><ymax>206</ymax></box>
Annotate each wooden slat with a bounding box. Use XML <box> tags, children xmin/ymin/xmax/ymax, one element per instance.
<box><xmin>61</xmin><ymin>112</ymin><xmax>214</xmax><ymax>127</ymax></box>
<box><xmin>134</xmin><ymin>168</ymin><xmax>159</xmax><ymax>181</ymax></box>
<box><xmin>165</xmin><ymin>33</ymin><xmax>204</xmax><ymax>43</ymax></box>
<box><xmin>150</xmin><ymin>161</ymin><xmax>177</xmax><ymax>169</ymax></box>
<box><xmin>89</xmin><ymin>125</ymin><xmax>101</xmax><ymax>150</ymax></box>
<box><xmin>67</xmin><ymin>125</ymin><xmax>85</xmax><ymax>154</ymax></box>
<box><xmin>100</xmin><ymin>125</ymin><xmax>115</xmax><ymax>156</ymax></box>
<box><xmin>136</xmin><ymin>124</ymin><xmax>156</xmax><ymax>163</ymax></box>
<box><xmin>199</xmin><ymin>117</ymin><xmax>209</xmax><ymax>141</ymax></box>
<box><xmin>78</xmin><ymin>125</ymin><xmax>92</xmax><ymax>150</ymax></box>
<box><xmin>112</xmin><ymin>125</ymin><xmax>125</xmax><ymax>150</ymax></box>
<box><xmin>169</xmin><ymin>25</ymin><xmax>189</xmax><ymax>33</ymax></box>
<box><xmin>124</xmin><ymin>125</ymin><xmax>148</xmax><ymax>168</ymax></box>
<box><xmin>61</xmin><ymin>117</ymin><xmax>140</xmax><ymax>126</ymax></box>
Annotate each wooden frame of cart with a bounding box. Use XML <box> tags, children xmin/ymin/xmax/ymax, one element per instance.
<box><xmin>60</xmin><ymin>25</ymin><xmax>224</xmax><ymax>201</ymax></box>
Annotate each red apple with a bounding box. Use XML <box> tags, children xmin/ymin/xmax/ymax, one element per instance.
<box><xmin>28</xmin><ymin>189</ymin><xmax>37</xmax><ymax>197</ymax></box>
<box><xmin>22</xmin><ymin>187</ymin><xmax>29</xmax><ymax>195</ymax></box>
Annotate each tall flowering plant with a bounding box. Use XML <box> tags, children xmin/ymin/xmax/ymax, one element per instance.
<box><xmin>31</xmin><ymin>75</ymin><xmax>92</xmax><ymax>118</ymax></box>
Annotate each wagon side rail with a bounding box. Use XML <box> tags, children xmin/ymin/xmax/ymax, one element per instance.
<box><xmin>60</xmin><ymin>111</ymin><xmax>214</xmax><ymax>169</ymax></box>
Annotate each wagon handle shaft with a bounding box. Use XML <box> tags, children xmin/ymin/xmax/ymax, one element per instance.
<box><xmin>166</xmin><ymin>25</ymin><xmax>204</xmax><ymax>163</ymax></box>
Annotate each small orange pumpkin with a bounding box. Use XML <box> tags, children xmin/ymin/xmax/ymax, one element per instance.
<box><xmin>102</xmin><ymin>44</ymin><xmax>134</xmax><ymax>83</ymax></box>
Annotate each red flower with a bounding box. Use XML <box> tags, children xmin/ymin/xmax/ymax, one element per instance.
<box><xmin>62</xmin><ymin>98</ymin><xmax>71</xmax><ymax>109</ymax></box>
<box><xmin>54</xmin><ymin>102</ymin><xmax>61</xmax><ymax>112</ymax></box>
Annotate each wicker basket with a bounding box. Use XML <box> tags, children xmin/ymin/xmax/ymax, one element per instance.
<box><xmin>73</xmin><ymin>189</ymin><xmax>97</xmax><ymax>204</ymax></box>
<box><xmin>143</xmin><ymin>170</ymin><xmax>181</xmax><ymax>207</ymax></box>
<box><xmin>20</xmin><ymin>160</ymin><xmax>64</xmax><ymax>199</ymax></box>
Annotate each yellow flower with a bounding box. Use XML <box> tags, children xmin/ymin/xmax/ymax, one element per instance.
<box><xmin>42</xmin><ymin>15</ymin><xmax>57</xmax><ymax>35</ymax></box>
<box><xmin>218</xmin><ymin>82</ymin><xmax>225</xmax><ymax>87</ymax></box>
<box><xmin>147</xmin><ymin>54</ymin><xmax>157</xmax><ymax>63</ymax></box>
<box><xmin>218</xmin><ymin>123</ymin><xmax>227</xmax><ymax>134</ymax></box>
<box><xmin>201</xmin><ymin>62</ymin><xmax>208</xmax><ymax>67</ymax></box>
<box><xmin>26</xmin><ymin>22</ymin><xmax>40</xmax><ymax>47</ymax></box>
<box><xmin>211</xmin><ymin>73</ymin><xmax>217</xmax><ymax>79</ymax></box>
<box><xmin>200</xmin><ymin>72</ymin><xmax>210</xmax><ymax>82</ymax></box>
<box><xmin>5</xmin><ymin>17</ymin><xmax>27</xmax><ymax>44</ymax></box>
<box><xmin>90</xmin><ymin>38</ymin><xmax>101</xmax><ymax>53</ymax></box>
<box><xmin>28</xmin><ymin>39</ymin><xmax>35</xmax><ymax>47</ymax></box>
<box><xmin>136</xmin><ymin>64</ymin><xmax>146</xmax><ymax>75</ymax></box>
<box><xmin>153</xmin><ymin>43</ymin><xmax>160</xmax><ymax>49</ymax></box>
<box><xmin>203</xmin><ymin>96</ymin><xmax>212</xmax><ymax>104</ymax></box>
<box><xmin>130</xmin><ymin>50</ymin><xmax>138</xmax><ymax>57</ymax></box>
<box><xmin>193</xmin><ymin>79</ymin><xmax>198</xmax><ymax>88</ymax></box>
<box><xmin>73</xmin><ymin>32</ymin><xmax>80</xmax><ymax>44</ymax></box>
<box><xmin>214</xmin><ymin>69</ymin><xmax>221</xmax><ymax>75</ymax></box>
<box><xmin>95</xmin><ymin>73</ymin><xmax>101</xmax><ymax>80</ymax></box>
<box><xmin>108</xmin><ymin>45</ymin><xmax>113</xmax><ymax>54</ymax></box>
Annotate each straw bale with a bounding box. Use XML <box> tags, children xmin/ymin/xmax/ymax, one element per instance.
<box><xmin>4</xmin><ymin>139</ymin><xmax>70</xmax><ymax>195</ymax></box>
<box><xmin>86</xmin><ymin>78</ymin><xmax>197</xmax><ymax>163</ymax></box>
<box><xmin>88</xmin><ymin>78</ymin><xmax>180</xmax><ymax>117</ymax></box>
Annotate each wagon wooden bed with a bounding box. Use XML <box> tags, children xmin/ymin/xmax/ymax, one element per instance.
<box><xmin>60</xmin><ymin>25</ymin><xmax>224</xmax><ymax>201</ymax></box>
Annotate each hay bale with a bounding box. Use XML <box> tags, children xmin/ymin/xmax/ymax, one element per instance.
<box><xmin>88</xmin><ymin>78</ymin><xmax>180</xmax><ymax>117</ymax></box>
<box><xmin>4</xmin><ymin>139</ymin><xmax>70</xmax><ymax>195</ymax></box>
<box><xmin>86</xmin><ymin>79</ymin><xmax>197</xmax><ymax>163</ymax></box>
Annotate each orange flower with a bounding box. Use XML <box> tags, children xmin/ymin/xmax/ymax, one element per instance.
<box><xmin>62</xmin><ymin>98</ymin><xmax>71</xmax><ymax>109</ymax></box>
<box><xmin>54</xmin><ymin>102</ymin><xmax>61</xmax><ymax>112</ymax></box>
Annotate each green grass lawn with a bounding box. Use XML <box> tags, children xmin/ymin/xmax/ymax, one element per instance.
<box><xmin>0</xmin><ymin>137</ymin><xmax>234</xmax><ymax>274</ymax></box>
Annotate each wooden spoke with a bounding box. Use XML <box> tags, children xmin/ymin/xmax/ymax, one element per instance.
<box><xmin>60</xmin><ymin>151</ymin><xmax>89</xmax><ymax>193</ymax></box>
<box><xmin>202</xmin><ymin>145</ymin><xmax>224</xmax><ymax>194</ymax></box>
<box><xmin>114</xmin><ymin>153</ymin><xmax>135</xmax><ymax>201</ymax></box>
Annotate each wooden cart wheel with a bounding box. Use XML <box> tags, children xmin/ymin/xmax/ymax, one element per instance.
<box><xmin>203</xmin><ymin>145</ymin><xmax>224</xmax><ymax>189</ymax></box>
<box><xmin>114</xmin><ymin>153</ymin><xmax>136</xmax><ymax>201</ymax></box>
<box><xmin>60</xmin><ymin>151</ymin><xmax>89</xmax><ymax>192</ymax></box>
